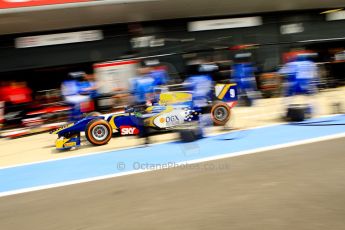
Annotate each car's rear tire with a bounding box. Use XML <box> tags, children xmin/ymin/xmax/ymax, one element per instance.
<box><xmin>211</xmin><ymin>102</ymin><xmax>231</xmax><ymax>126</ymax></box>
<box><xmin>85</xmin><ymin>119</ymin><xmax>112</xmax><ymax>146</ymax></box>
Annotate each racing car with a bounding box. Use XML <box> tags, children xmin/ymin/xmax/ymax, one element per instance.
<box><xmin>52</xmin><ymin>83</ymin><xmax>238</xmax><ymax>150</ymax></box>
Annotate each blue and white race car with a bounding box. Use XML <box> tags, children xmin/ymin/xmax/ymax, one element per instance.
<box><xmin>52</xmin><ymin>84</ymin><xmax>238</xmax><ymax>150</ymax></box>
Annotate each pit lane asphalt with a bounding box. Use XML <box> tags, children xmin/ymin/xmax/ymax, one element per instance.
<box><xmin>0</xmin><ymin>137</ymin><xmax>344</xmax><ymax>230</ymax></box>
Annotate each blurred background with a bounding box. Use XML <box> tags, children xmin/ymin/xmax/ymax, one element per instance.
<box><xmin>1</xmin><ymin>0</ymin><xmax>345</xmax><ymax>136</ymax></box>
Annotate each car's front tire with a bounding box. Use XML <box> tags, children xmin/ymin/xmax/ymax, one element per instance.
<box><xmin>85</xmin><ymin>119</ymin><xmax>112</xmax><ymax>146</ymax></box>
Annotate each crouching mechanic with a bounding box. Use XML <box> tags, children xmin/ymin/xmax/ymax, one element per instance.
<box><xmin>61</xmin><ymin>72</ymin><xmax>92</xmax><ymax>122</ymax></box>
<box><xmin>279</xmin><ymin>54</ymin><xmax>319</xmax><ymax>117</ymax></box>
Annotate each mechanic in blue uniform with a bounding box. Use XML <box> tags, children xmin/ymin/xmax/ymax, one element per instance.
<box><xmin>150</xmin><ymin>67</ymin><xmax>168</xmax><ymax>87</ymax></box>
<box><xmin>129</xmin><ymin>65</ymin><xmax>168</xmax><ymax>144</ymax></box>
<box><xmin>130</xmin><ymin>65</ymin><xmax>169</xmax><ymax>106</ymax></box>
<box><xmin>149</xmin><ymin>67</ymin><xmax>169</xmax><ymax>104</ymax></box>
<box><xmin>279</xmin><ymin>54</ymin><xmax>319</xmax><ymax>114</ymax></box>
<box><xmin>184</xmin><ymin>73</ymin><xmax>213</xmax><ymax>110</ymax></box>
<box><xmin>78</xmin><ymin>72</ymin><xmax>99</xmax><ymax>99</ymax></box>
<box><xmin>130</xmin><ymin>67</ymin><xmax>156</xmax><ymax>107</ymax></box>
<box><xmin>185</xmin><ymin>63</ymin><xmax>215</xmax><ymax>111</ymax></box>
<box><xmin>61</xmin><ymin>72</ymin><xmax>92</xmax><ymax>121</ymax></box>
<box><xmin>183</xmin><ymin>63</ymin><xmax>214</xmax><ymax>127</ymax></box>
<box><xmin>232</xmin><ymin>53</ymin><xmax>257</xmax><ymax>106</ymax></box>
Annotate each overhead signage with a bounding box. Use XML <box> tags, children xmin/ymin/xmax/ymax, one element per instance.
<box><xmin>188</xmin><ymin>16</ymin><xmax>262</xmax><ymax>32</ymax></box>
<box><xmin>15</xmin><ymin>30</ymin><xmax>103</xmax><ymax>48</ymax></box>
<box><xmin>130</xmin><ymin>36</ymin><xmax>165</xmax><ymax>49</ymax></box>
<box><xmin>280</xmin><ymin>23</ymin><xmax>304</xmax><ymax>35</ymax></box>
<box><xmin>326</xmin><ymin>10</ymin><xmax>345</xmax><ymax>21</ymax></box>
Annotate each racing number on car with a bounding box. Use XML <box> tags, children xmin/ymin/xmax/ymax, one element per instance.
<box><xmin>228</xmin><ymin>85</ymin><xmax>238</xmax><ymax>100</ymax></box>
<box><xmin>229</xmin><ymin>88</ymin><xmax>236</xmax><ymax>98</ymax></box>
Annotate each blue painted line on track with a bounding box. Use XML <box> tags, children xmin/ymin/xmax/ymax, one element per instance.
<box><xmin>0</xmin><ymin>115</ymin><xmax>345</xmax><ymax>193</ymax></box>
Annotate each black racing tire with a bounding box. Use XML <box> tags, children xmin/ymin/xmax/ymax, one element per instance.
<box><xmin>85</xmin><ymin>119</ymin><xmax>112</xmax><ymax>146</ymax></box>
<box><xmin>286</xmin><ymin>105</ymin><xmax>306</xmax><ymax>122</ymax></box>
<box><xmin>211</xmin><ymin>102</ymin><xmax>231</xmax><ymax>126</ymax></box>
<box><xmin>179</xmin><ymin>127</ymin><xmax>203</xmax><ymax>142</ymax></box>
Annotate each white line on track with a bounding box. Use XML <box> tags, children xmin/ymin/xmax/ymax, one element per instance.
<box><xmin>1</xmin><ymin>131</ymin><xmax>345</xmax><ymax>198</ymax></box>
